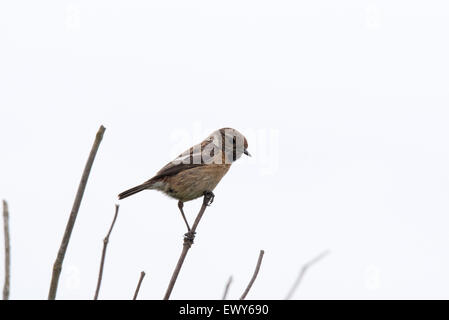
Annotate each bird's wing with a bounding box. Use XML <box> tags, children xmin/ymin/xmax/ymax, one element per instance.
<box><xmin>148</xmin><ymin>139</ymin><xmax>218</xmax><ymax>181</ymax></box>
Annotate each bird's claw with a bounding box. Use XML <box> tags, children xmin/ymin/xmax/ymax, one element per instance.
<box><xmin>203</xmin><ymin>191</ymin><xmax>215</xmax><ymax>206</ymax></box>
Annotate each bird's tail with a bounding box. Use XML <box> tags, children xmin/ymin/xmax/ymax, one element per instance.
<box><xmin>118</xmin><ymin>183</ymin><xmax>149</xmax><ymax>200</ymax></box>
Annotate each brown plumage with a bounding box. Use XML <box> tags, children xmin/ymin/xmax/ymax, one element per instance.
<box><xmin>118</xmin><ymin>128</ymin><xmax>250</xmax><ymax>203</ymax></box>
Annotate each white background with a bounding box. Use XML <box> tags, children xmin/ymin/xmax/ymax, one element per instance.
<box><xmin>1</xmin><ymin>1</ymin><xmax>449</xmax><ymax>299</ymax></box>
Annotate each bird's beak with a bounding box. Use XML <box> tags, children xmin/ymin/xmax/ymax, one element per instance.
<box><xmin>244</xmin><ymin>149</ymin><xmax>251</xmax><ymax>157</ymax></box>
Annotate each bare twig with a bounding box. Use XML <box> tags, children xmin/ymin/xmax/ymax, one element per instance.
<box><xmin>48</xmin><ymin>125</ymin><xmax>106</xmax><ymax>300</ymax></box>
<box><xmin>133</xmin><ymin>271</ymin><xmax>146</xmax><ymax>300</ymax></box>
<box><xmin>240</xmin><ymin>250</ymin><xmax>264</xmax><ymax>300</ymax></box>
<box><xmin>163</xmin><ymin>192</ymin><xmax>213</xmax><ymax>300</ymax></box>
<box><xmin>2</xmin><ymin>200</ymin><xmax>10</xmax><ymax>300</ymax></box>
<box><xmin>94</xmin><ymin>204</ymin><xmax>120</xmax><ymax>300</ymax></box>
<box><xmin>222</xmin><ymin>275</ymin><xmax>233</xmax><ymax>300</ymax></box>
<box><xmin>285</xmin><ymin>250</ymin><xmax>330</xmax><ymax>300</ymax></box>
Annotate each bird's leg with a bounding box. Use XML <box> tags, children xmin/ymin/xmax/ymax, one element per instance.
<box><xmin>203</xmin><ymin>191</ymin><xmax>215</xmax><ymax>206</ymax></box>
<box><xmin>177</xmin><ymin>201</ymin><xmax>191</xmax><ymax>232</ymax></box>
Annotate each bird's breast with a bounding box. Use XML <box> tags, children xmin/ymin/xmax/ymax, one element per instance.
<box><xmin>163</xmin><ymin>164</ymin><xmax>231</xmax><ymax>202</ymax></box>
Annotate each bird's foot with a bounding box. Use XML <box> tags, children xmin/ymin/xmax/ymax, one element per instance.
<box><xmin>203</xmin><ymin>191</ymin><xmax>215</xmax><ymax>206</ymax></box>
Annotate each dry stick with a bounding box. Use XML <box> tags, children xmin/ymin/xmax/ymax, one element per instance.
<box><xmin>221</xmin><ymin>275</ymin><xmax>233</xmax><ymax>300</ymax></box>
<box><xmin>133</xmin><ymin>271</ymin><xmax>146</xmax><ymax>300</ymax></box>
<box><xmin>240</xmin><ymin>250</ymin><xmax>265</xmax><ymax>300</ymax></box>
<box><xmin>2</xmin><ymin>200</ymin><xmax>10</xmax><ymax>300</ymax></box>
<box><xmin>94</xmin><ymin>204</ymin><xmax>120</xmax><ymax>300</ymax></box>
<box><xmin>285</xmin><ymin>250</ymin><xmax>330</xmax><ymax>300</ymax></box>
<box><xmin>163</xmin><ymin>193</ymin><xmax>213</xmax><ymax>300</ymax></box>
<box><xmin>48</xmin><ymin>125</ymin><xmax>106</xmax><ymax>300</ymax></box>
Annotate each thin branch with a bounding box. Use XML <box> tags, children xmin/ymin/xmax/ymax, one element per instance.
<box><xmin>48</xmin><ymin>125</ymin><xmax>106</xmax><ymax>300</ymax></box>
<box><xmin>240</xmin><ymin>250</ymin><xmax>264</xmax><ymax>300</ymax></box>
<box><xmin>163</xmin><ymin>192</ymin><xmax>213</xmax><ymax>300</ymax></box>
<box><xmin>94</xmin><ymin>204</ymin><xmax>120</xmax><ymax>300</ymax></box>
<box><xmin>2</xmin><ymin>200</ymin><xmax>11</xmax><ymax>300</ymax></box>
<box><xmin>221</xmin><ymin>275</ymin><xmax>233</xmax><ymax>300</ymax></box>
<box><xmin>285</xmin><ymin>250</ymin><xmax>330</xmax><ymax>300</ymax></box>
<box><xmin>133</xmin><ymin>271</ymin><xmax>146</xmax><ymax>300</ymax></box>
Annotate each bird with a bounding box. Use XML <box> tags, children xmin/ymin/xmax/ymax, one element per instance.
<box><xmin>118</xmin><ymin>127</ymin><xmax>251</xmax><ymax>232</ymax></box>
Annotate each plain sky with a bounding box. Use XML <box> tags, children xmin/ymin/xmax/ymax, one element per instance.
<box><xmin>1</xmin><ymin>1</ymin><xmax>449</xmax><ymax>299</ymax></box>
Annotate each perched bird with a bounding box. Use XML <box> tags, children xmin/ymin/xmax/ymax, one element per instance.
<box><xmin>118</xmin><ymin>127</ymin><xmax>251</xmax><ymax>231</ymax></box>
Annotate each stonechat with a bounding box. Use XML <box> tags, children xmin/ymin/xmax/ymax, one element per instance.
<box><xmin>118</xmin><ymin>127</ymin><xmax>250</xmax><ymax>230</ymax></box>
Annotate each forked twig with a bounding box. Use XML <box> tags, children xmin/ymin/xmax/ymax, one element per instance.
<box><xmin>48</xmin><ymin>125</ymin><xmax>106</xmax><ymax>300</ymax></box>
<box><xmin>94</xmin><ymin>204</ymin><xmax>120</xmax><ymax>300</ymax></box>
<box><xmin>2</xmin><ymin>200</ymin><xmax>10</xmax><ymax>300</ymax></box>
<box><xmin>133</xmin><ymin>271</ymin><xmax>146</xmax><ymax>300</ymax></box>
<box><xmin>163</xmin><ymin>192</ymin><xmax>213</xmax><ymax>300</ymax></box>
<box><xmin>285</xmin><ymin>250</ymin><xmax>330</xmax><ymax>300</ymax></box>
<box><xmin>240</xmin><ymin>250</ymin><xmax>265</xmax><ymax>300</ymax></box>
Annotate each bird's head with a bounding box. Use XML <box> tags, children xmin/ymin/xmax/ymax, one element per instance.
<box><xmin>209</xmin><ymin>127</ymin><xmax>251</xmax><ymax>163</ymax></box>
